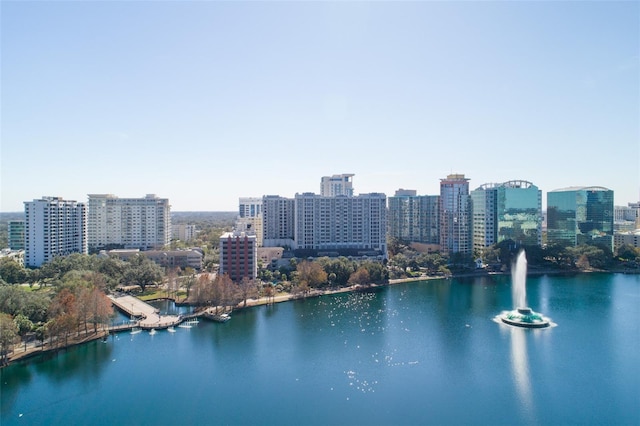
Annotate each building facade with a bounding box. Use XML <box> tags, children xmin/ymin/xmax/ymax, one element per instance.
<box><xmin>219</xmin><ymin>231</ymin><xmax>257</xmax><ymax>282</ymax></box>
<box><xmin>320</xmin><ymin>174</ymin><xmax>355</xmax><ymax>197</ymax></box>
<box><xmin>8</xmin><ymin>219</ymin><xmax>25</xmax><ymax>250</ymax></box>
<box><xmin>239</xmin><ymin>197</ymin><xmax>263</xmax><ymax>218</ymax></box>
<box><xmin>172</xmin><ymin>224</ymin><xmax>197</xmax><ymax>242</ymax></box>
<box><xmin>108</xmin><ymin>248</ymin><xmax>203</xmax><ymax>270</ymax></box>
<box><xmin>439</xmin><ymin>174</ymin><xmax>472</xmax><ymax>255</ymax></box>
<box><xmin>387</xmin><ymin>189</ymin><xmax>439</xmax><ymax>245</ymax></box>
<box><xmin>547</xmin><ymin>186</ymin><xmax>614</xmax><ymax>249</ymax></box>
<box><xmin>262</xmin><ymin>195</ymin><xmax>295</xmax><ymax>248</ymax></box>
<box><xmin>87</xmin><ymin>194</ymin><xmax>171</xmax><ymax>252</ymax></box>
<box><xmin>471</xmin><ymin>180</ymin><xmax>542</xmax><ymax>252</ymax></box>
<box><xmin>293</xmin><ymin>193</ymin><xmax>387</xmax><ymax>258</ymax></box>
<box><xmin>24</xmin><ymin>197</ymin><xmax>87</xmax><ymax>267</ymax></box>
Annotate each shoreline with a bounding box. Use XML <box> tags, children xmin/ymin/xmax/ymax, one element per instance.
<box><xmin>4</xmin><ymin>268</ymin><xmax>638</xmax><ymax>368</ymax></box>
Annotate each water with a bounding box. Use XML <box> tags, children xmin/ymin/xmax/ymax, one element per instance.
<box><xmin>2</xmin><ymin>274</ymin><xmax>639</xmax><ymax>425</ymax></box>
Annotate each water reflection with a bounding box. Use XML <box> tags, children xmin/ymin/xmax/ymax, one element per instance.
<box><xmin>509</xmin><ymin>327</ymin><xmax>534</xmax><ymax>423</ymax></box>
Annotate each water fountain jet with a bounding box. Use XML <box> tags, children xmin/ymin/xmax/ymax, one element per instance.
<box><xmin>499</xmin><ymin>250</ymin><xmax>550</xmax><ymax>328</ymax></box>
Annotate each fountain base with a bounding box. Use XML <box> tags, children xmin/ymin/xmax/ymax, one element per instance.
<box><xmin>500</xmin><ymin>307</ymin><xmax>550</xmax><ymax>328</ymax></box>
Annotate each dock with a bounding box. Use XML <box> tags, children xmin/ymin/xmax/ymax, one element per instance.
<box><xmin>108</xmin><ymin>295</ymin><xmax>182</xmax><ymax>330</ymax></box>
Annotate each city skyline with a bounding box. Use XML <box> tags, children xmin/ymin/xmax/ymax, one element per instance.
<box><xmin>2</xmin><ymin>1</ymin><xmax>638</xmax><ymax>212</ymax></box>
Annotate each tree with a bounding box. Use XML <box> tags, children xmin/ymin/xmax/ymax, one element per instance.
<box><xmin>89</xmin><ymin>287</ymin><xmax>113</xmax><ymax>333</ymax></box>
<box><xmin>0</xmin><ymin>313</ymin><xmax>18</xmax><ymax>365</ymax></box>
<box><xmin>238</xmin><ymin>277</ymin><xmax>258</xmax><ymax>308</ymax></box>
<box><xmin>348</xmin><ymin>267</ymin><xmax>371</xmax><ymax>287</ymax></box>
<box><xmin>48</xmin><ymin>288</ymin><xmax>78</xmax><ymax>347</ymax></box>
<box><xmin>616</xmin><ymin>244</ymin><xmax>640</xmax><ymax>262</ymax></box>
<box><xmin>296</xmin><ymin>261</ymin><xmax>327</xmax><ymax>289</ymax></box>
<box><xmin>0</xmin><ymin>258</ymin><xmax>28</xmax><ymax>284</ymax></box>
<box><xmin>13</xmin><ymin>314</ymin><xmax>33</xmax><ymax>350</ymax></box>
<box><xmin>123</xmin><ymin>255</ymin><xmax>164</xmax><ymax>291</ymax></box>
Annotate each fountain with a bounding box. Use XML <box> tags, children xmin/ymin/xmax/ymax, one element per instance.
<box><xmin>499</xmin><ymin>250</ymin><xmax>551</xmax><ymax>328</ymax></box>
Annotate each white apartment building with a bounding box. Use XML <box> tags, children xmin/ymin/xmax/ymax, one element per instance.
<box><xmin>293</xmin><ymin>192</ymin><xmax>387</xmax><ymax>257</ymax></box>
<box><xmin>87</xmin><ymin>194</ymin><xmax>171</xmax><ymax>252</ymax></box>
<box><xmin>24</xmin><ymin>196</ymin><xmax>87</xmax><ymax>267</ymax></box>
<box><xmin>262</xmin><ymin>195</ymin><xmax>295</xmax><ymax>248</ymax></box>
<box><xmin>320</xmin><ymin>174</ymin><xmax>355</xmax><ymax>197</ymax></box>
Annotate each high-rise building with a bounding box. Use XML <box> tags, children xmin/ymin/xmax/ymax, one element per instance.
<box><xmin>24</xmin><ymin>197</ymin><xmax>87</xmax><ymax>267</ymax></box>
<box><xmin>219</xmin><ymin>230</ymin><xmax>257</xmax><ymax>282</ymax></box>
<box><xmin>471</xmin><ymin>180</ymin><xmax>542</xmax><ymax>252</ymax></box>
<box><xmin>439</xmin><ymin>174</ymin><xmax>472</xmax><ymax>255</ymax></box>
<box><xmin>547</xmin><ymin>186</ymin><xmax>614</xmax><ymax>249</ymax></box>
<box><xmin>239</xmin><ymin>197</ymin><xmax>263</xmax><ymax>218</ymax></box>
<box><xmin>8</xmin><ymin>219</ymin><xmax>25</xmax><ymax>250</ymax></box>
<box><xmin>87</xmin><ymin>194</ymin><xmax>171</xmax><ymax>252</ymax></box>
<box><xmin>320</xmin><ymin>174</ymin><xmax>355</xmax><ymax>197</ymax></box>
<box><xmin>262</xmin><ymin>195</ymin><xmax>295</xmax><ymax>248</ymax></box>
<box><xmin>237</xmin><ymin>197</ymin><xmax>264</xmax><ymax>246</ymax></box>
<box><xmin>387</xmin><ymin>189</ymin><xmax>439</xmax><ymax>245</ymax></box>
<box><xmin>293</xmin><ymin>192</ymin><xmax>387</xmax><ymax>257</ymax></box>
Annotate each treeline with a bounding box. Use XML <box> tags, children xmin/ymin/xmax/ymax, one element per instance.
<box><xmin>387</xmin><ymin>237</ymin><xmax>640</xmax><ymax>278</ymax></box>
<box><xmin>0</xmin><ymin>253</ymin><xmax>170</xmax><ymax>365</ymax></box>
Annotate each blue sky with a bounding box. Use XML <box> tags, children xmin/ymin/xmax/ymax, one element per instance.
<box><xmin>1</xmin><ymin>1</ymin><xmax>638</xmax><ymax>212</ymax></box>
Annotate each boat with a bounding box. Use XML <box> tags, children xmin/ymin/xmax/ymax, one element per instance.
<box><xmin>167</xmin><ymin>326</ymin><xmax>176</xmax><ymax>333</ymax></box>
<box><xmin>212</xmin><ymin>313</ymin><xmax>231</xmax><ymax>323</ymax></box>
<box><xmin>130</xmin><ymin>327</ymin><xmax>142</xmax><ymax>335</ymax></box>
<box><xmin>149</xmin><ymin>329</ymin><xmax>157</xmax><ymax>335</ymax></box>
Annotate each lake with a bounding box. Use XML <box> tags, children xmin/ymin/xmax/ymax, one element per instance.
<box><xmin>1</xmin><ymin>273</ymin><xmax>639</xmax><ymax>425</ymax></box>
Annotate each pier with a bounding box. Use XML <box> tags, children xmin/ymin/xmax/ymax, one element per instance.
<box><xmin>108</xmin><ymin>295</ymin><xmax>182</xmax><ymax>330</ymax></box>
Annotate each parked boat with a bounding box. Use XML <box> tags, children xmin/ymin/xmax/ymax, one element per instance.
<box><xmin>149</xmin><ymin>329</ymin><xmax>157</xmax><ymax>335</ymax></box>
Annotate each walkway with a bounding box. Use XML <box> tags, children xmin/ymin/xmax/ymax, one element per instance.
<box><xmin>108</xmin><ymin>295</ymin><xmax>181</xmax><ymax>329</ymax></box>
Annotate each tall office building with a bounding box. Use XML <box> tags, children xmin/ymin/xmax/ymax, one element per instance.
<box><xmin>471</xmin><ymin>180</ymin><xmax>542</xmax><ymax>252</ymax></box>
<box><xmin>320</xmin><ymin>174</ymin><xmax>355</xmax><ymax>197</ymax></box>
<box><xmin>439</xmin><ymin>174</ymin><xmax>472</xmax><ymax>255</ymax></box>
<box><xmin>24</xmin><ymin>197</ymin><xmax>87</xmax><ymax>267</ymax></box>
<box><xmin>293</xmin><ymin>193</ymin><xmax>387</xmax><ymax>257</ymax></box>
<box><xmin>387</xmin><ymin>190</ymin><xmax>439</xmax><ymax>245</ymax></box>
<box><xmin>262</xmin><ymin>195</ymin><xmax>295</xmax><ymax>248</ymax></box>
<box><xmin>8</xmin><ymin>219</ymin><xmax>25</xmax><ymax>250</ymax></box>
<box><xmin>219</xmin><ymin>230</ymin><xmax>257</xmax><ymax>282</ymax></box>
<box><xmin>547</xmin><ymin>186</ymin><xmax>614</xmax><ymax>250</ymax></box>
<box><xmin>87</xmin><ymin>194</ymin><xmax>171</xmax><ymax>252</ymax></box>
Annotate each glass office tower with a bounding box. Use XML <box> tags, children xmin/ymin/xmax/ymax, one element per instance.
<box><xmin>547</xmin><ymin>187</ymin><xmax>614</xmax><ymax>249</ymax></box>
<box><xmin>471</xmin><ymin>180</ymin><xmax>542</xmax><ymax>252</ymax></box>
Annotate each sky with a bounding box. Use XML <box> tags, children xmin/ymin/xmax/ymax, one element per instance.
<box><xmin>1</xmin><ymin>0</ymin><xmax>638</xmax><ymax>212</ymax></box>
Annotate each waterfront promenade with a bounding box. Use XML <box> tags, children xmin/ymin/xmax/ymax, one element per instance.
<box><xmin>108</xmin><ymin>295</ymin><xmax>182</xmax><ymax>329</ymax></box>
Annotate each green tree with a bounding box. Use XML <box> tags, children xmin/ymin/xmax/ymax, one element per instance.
<box><xmin>0</xmin><ymin>313</ymin><xmax>18</xmax><ymax>365</ymax></box>
<box><xmin>13</xmin><ymin>314</ymin><xmax>33</xmax><ymax>350</ymax></box>
<box><xmin>0</xmin><ymin>258</ymin><xmax>28</xmax><ymax>284</ymax></box>
<box><xmin>616</xmin><ymin>244</ymin><xmax>640</xmax><ymax>261</ymax></box>
<box><xmin>123</xmin><ymin>255</ymin><xmax>164</xmax><ymax>291</ymax></box>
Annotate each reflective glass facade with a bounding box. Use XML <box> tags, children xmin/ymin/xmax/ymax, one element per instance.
<box><xmin>471</xmin><ymin>180</ymin><xmax>542</xmax><ymax>251</ymax></box>
<box><xmin>496</xmin><ymin>182</ymin><xmax>542</xmax><ymax>246</ymax></box>
<box><xmin>547</xmin><ymin>187</ymin><xmax>614</xmax><ymax>249</ymax></box>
